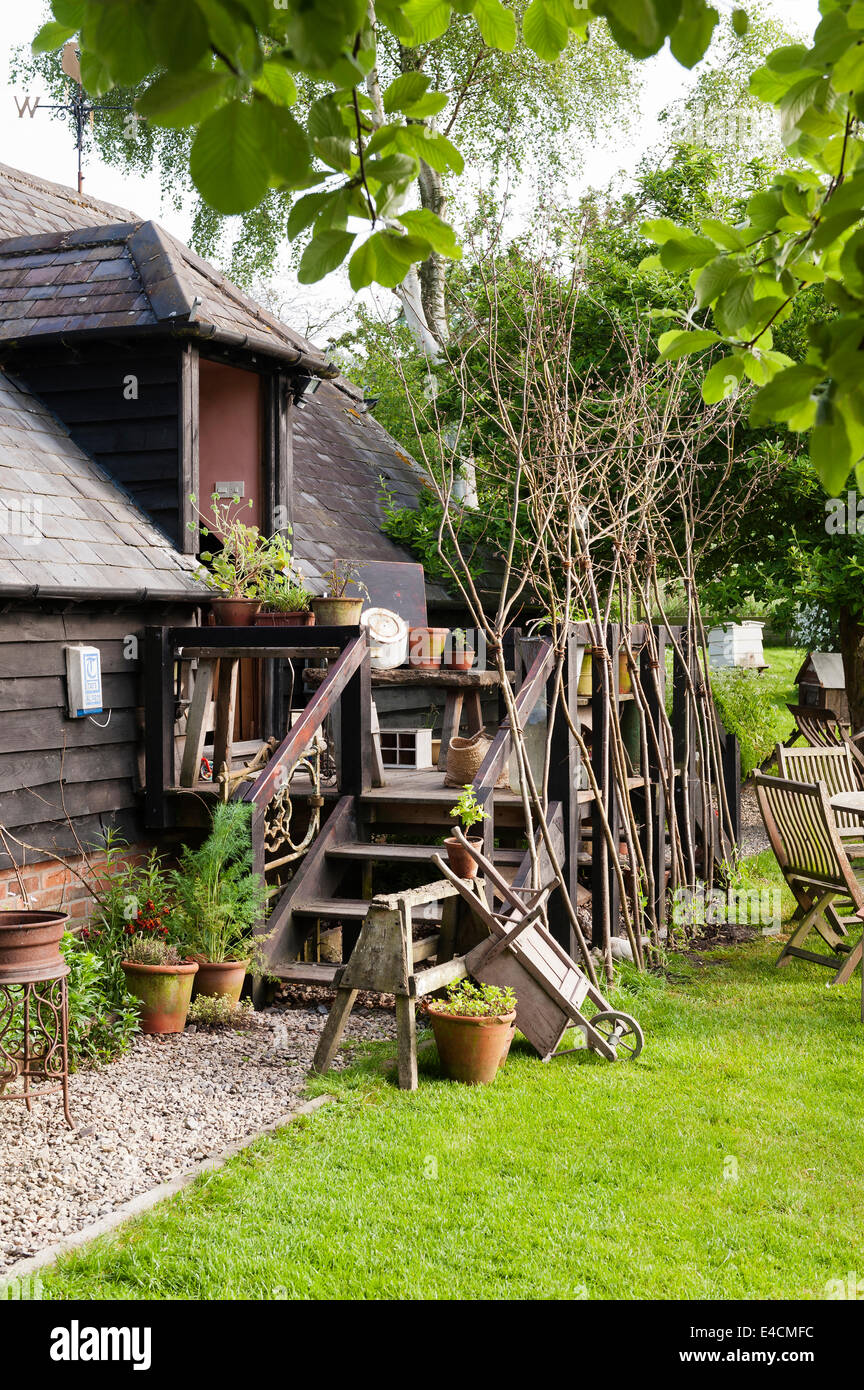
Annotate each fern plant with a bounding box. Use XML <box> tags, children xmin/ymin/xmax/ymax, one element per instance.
<box><xmin>170</xmin><ymin>804</ymin><xmax>269</xmax><ymax>966</ymax></box>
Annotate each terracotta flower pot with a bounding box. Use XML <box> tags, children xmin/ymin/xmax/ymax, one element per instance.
<box><xmin>409</xmin><ymin>626</ymin><xmax>450</xmax><ymax>669</ymax></box>
<box><xmin>210</xmin><ymin>597</ymin><xmax>261</xmax><ymax>626</ymax></box>
<box><xmin>0</xmin><ymin>910</ymin><xmax>69</xmax><ymax>984</ymax></box>
<box><xmin>426</xmin><ymin>1008</ymin><xmax>517</xmax><ymax>1085</ymax></box>
<box><xmin>443</xmin><ymin>648</ymin><xmax>475</xmax><ymax>672</ymax></box>
<box><xmin>254</xmin><ymin>610</ymin><xmax>315</xmax><ymax>627</ymax></box>
<box><xmin>192</xmin><ymin>958</ymin><xmax>248</xmax><ymax>1005</ymax></box>
<box><xmin>121</xmin><ymin>959</ymin><xmax>199</xmax><ymax>1034</ymax></box>
<box><xmin>310</xmin><ymin>596</ymin><xmax>364</xmax><ymax>626</ymax></box>
<box><xmin>444</xmin><ymin>835</ymin><xmax>482</xmax><ymax>879</ymax></box>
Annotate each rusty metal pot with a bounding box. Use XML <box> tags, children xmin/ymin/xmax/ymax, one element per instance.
<box><xmin>0</xmin><ymin>910</ymin><xmax>69</xmax><ymax>984</ymax></box>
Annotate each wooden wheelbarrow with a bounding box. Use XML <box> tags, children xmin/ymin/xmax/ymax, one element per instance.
<box><xmin>433</xmin><ymin>829</ymin><xmax>644</xmax><ymax>1062</ymax></box>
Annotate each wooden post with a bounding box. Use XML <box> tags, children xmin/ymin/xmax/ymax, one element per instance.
<box><xmin>178</xmin><ymin>343</ymin><xmax>199</xmax><ymax>555</ymax></box>
<box><xmin>641</xmin><ymin>625</ymin><xmax>667</xmax><ymax>934</ymax></box>
<box><xmin>591</xmin><ymin>624</ymin><xmax>620</xmax><ymax>947</ymax></box>
<box><xmin>545</xmin><ymin>637</ymin><xmax>577</xmax><ymax>950</ymax></box>
<box><xmin>339</xmin><ymin>641</ymin><xmax>372</xmax><ymax>795</ymax></box>
<box><xmin>143</xmin><ymin>626</ymin><xmax>175</xmax><ymax>830</ymax></box>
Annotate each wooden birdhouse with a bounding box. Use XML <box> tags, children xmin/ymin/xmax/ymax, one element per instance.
<box><xmin>794</xmin><ymin>652</ymin><xmax>849</xmax><ymax>722</ymax></box>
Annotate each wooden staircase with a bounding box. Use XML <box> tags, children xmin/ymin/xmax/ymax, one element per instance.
<box><xmin>262</xmin><ymin>790</ymin><xmax>534</xmax><ymax>987</ymax></box>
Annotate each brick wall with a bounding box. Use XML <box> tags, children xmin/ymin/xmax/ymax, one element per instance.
<box><xmin>0</xmin><ymin>846</ymin><xmax>150</xmax><ymax>924</ymax></box>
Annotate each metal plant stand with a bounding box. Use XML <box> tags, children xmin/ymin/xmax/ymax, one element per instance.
<box><xmin>0</xmin><ymin>968</ymin><xmax>73</xmax><ymax>1129</ymax></box>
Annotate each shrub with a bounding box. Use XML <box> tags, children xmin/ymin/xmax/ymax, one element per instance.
<box><xmin>710</xmin><ymin>667</ymin><xmax>779</xmax><ymax>778</ymax></box>
<box><xmin>170</xmin><ymin>803</ymin><xmax>269</xmax><ymax>966</ymax></box>
<box><xmin>61</xmin><ymin>933</ymin><xmax>139</xmax><ymax>1067</ymax></box>
<box><xmin>187</xmin><ymin>995</ymin><xmax>256</xmax><ymax>1029</ymax></box>
<box><xmin>122</xmin><ymin>937</ymin><xmax>184</xmax><ymax>966</ymax></box>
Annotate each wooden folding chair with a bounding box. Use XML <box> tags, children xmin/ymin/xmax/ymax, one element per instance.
<box><xmin>753</xmin><ymin>773</ymin><xmax>864</xmax><ymax>986</ymax></box>
<box><xmin>776</xmin><ymin>743</ymin><xmax>864</xmax><ymax>858</ymax></box>
<box><xmin>432</xmin><ymin>828</ymin><xmax>644</xmax><ymax>1062</ymax></box>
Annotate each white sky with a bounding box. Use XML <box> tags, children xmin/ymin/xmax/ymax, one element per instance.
<box><xmin>0</xmin><ymin>0</ymin><xmax>824</xmax><ymax>341</ymax></box>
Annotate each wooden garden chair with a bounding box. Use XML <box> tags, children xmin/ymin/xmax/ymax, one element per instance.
<box><xmin>753</xmin><ymin>773</ymin><xmax>864</xmax><ymax>986</ymax></box>
<box><xmin>785</xmin><ymin>704</ymin><xmax>864</xmax><ymax>778</ymax></box>
<box><xmin>776</xmin><ymin>743</ymin><xmax>864</xmax><ymax>858</ymax></box>
<box><xmin>432</xmin><ymin>828</ymin><xmax>644</xmax><ymax>1062</ymax></box>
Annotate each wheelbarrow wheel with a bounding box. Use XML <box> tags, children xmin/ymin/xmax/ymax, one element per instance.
<box><xmin>588</xmin><ymin>1011</ymin><xmax>644</xmax><ymax>1060</ymax></box>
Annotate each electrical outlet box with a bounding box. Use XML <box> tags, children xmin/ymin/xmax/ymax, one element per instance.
<box><xmin>65</xmin><ymin>645</ymin><xmax>103</xmax><ymax>718</ymax></box>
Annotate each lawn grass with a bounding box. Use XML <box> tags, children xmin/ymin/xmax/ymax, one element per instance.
<box><xmin>38</xmin><ymin>892</ymin><xmax>864</xmax><ymax>1302</ymax></box>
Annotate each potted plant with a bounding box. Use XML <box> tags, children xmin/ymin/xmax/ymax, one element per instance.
<box><xmin>189</xmin><ymin>493</ymin><xmax>293</xmax><ymax>625</ymax></box>
<box><xmin>408</xmin><ymin>625</ymin><xmax>450</xmax><ymax>669</ymax></box>
<box><xmin>443</xmin><ymin>628</ymin><xmax>475</xmax><ymax>671</ymax></box>
<box><xmin>425</xmin><ymin>980</ymin><xmax>517</xmax><ymax>1085</ymax></box>
<box><xmin>0</xmin><ymin>908</ymin><xmax>69</xmax><ymax>983</ymax></box>
<box><xmin>170</xmin><ymin>803</ymin><xmax>270</xmax><ymax>1005</ymax></box>
<box><xmin>120</xmin><ymin>937</ymin><xmax>199</xmax><ymax>1035</ymax></box>
<box><xmin>256</xmin><ymin>573</ymin><xmax>315</xmax><ymax>627</ymax></box>
<box><xmin>310</xmin><ymin>560</ymin><xmax>368</xmax><ymax>626</ymax></box>
<box><xmin>444</xmin><ymin>785</ymin><xmax>488</xmax><ymax>878</ymax></box>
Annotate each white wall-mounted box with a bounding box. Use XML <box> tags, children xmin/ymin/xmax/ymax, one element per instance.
<box><xmin>65</xmin><ymin>645</ymin><xmax>103</xmax><ymax>718</ymax></box>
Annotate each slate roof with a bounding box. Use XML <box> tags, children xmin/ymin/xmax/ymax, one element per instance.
<box><xmin>0</xmin><ymin>370</ymin><xmax>206</xmax><ymax>601</ymax></box>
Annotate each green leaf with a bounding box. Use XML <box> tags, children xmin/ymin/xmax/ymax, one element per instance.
<box><xmin>253</xmin><ymin>62</ymin><xmax>297</xmax><ymax>108</ymax></box>
<box><xmin>811</xmin><ymin>417</ymin><xmax>853</xmax><ymax>494</ymax></box>
<box><xmin>309</xmin><ymin>95</ymin><xmax>348</xmax><ymax>140</ymax></box>
<box><xmin>51</xmin><ymin>0</ymin><xmax>87</xmax><ymax>24</ymax></box>
<box><xmin>383</xmin><ymin>72</ymin><xmax>431</xmax><ymax>113</ymax></box>
<box><xmin>150</xmin><ymin>0</ymin><xmax>210</xmax><ymax>68</ymax></box>
<box><xmin>32</xmin><ymin>20</ymin><xmax>75</xmax><ymax>53</ymax></box>
<box><xmin>365</xmin><ymin>153</ymin><xmax>419</xmax><ymax>185</ymax></box>
<box><xmin>831</xmin><ymin>39</ymin><xmax>864</xmax><ymax>93</ymax></box>
<box><xmin>398</xmin><ymin>208</ymin><xmax>462</xmax><ymax>256</ymax></box>
<box><xmin>286</xmin><ymin>191</ymin><xmax>332</xmax><ymax>240</ymax></box>
<box><xmin>79</xmin><ymin>50</ymin><xmax>113</xmax><ymax>97</ymax></box>
<box><xmin>397</xmin><ymin>125</ymin><xmax>464</xmax><ymax>174</ymax></box>
<box><xmin>260</xmin><ymin>104</ymin><xmax>312</xmax><ymax>186</ymax></box>
<box><xmin>658</xmin><ymin>328</ymin><xmax>720</xmax><ymax>360</ymax></box>
<box><xmin>732</xmin><ymin>8</ymin><xmax>748</xmax><ymax>36</ymax></box>
<box><xmin>715</xmin><ymin>274</ymin><xmax>755</xmax><ymax>333</ymax></box>
<box><xmin>400</xmin><ymin>91</ymin><xmax>450</xmax><ymax>118</ymax></box>
<box><xmin>298</xmin><ymin>229</ymin><xmax>356</xmax><ymax>284</ymax></box>
<box><xmin>748</xmin><ymin>364</ymin><xmax>823</xmax><ymax>425</ymax></box>
<box><xmin>348</xmin><ymin>229</ymin><xmax>422</xmax><ymax>290</ymax></box>
<box><xmin>641</xmin><ymin>218</ymin><xmax>687</xmax><ymax>245</ymax></box>
<box><xmin>402</xmin><ymin>0</ymin><xmax>452</xmax><ymax>43</ymax></box>
<box><xmin>700</xmin><ymin>219</ymin><xmax>747</xmax><ymax>252</ymax></box>
<box><xmin>701</xmin><ymin>356</ymin><xmax>745</xmax><ymax>404</ymax></box>
<box><xmin>474</xmin><ymin>0</ymin><xmax>517</xmax><ymax>51</ymax></box>
<box><xmin>694</xmin><ymin>257</ymin><xmax>740</xmax><ymax>308</ymax></box>
<box><xmin>190</xmin><ymin>101</ymin><xmax>272</xmax><ymax>215</ymax></box>
<box><xmin>670</xmin><ymin>1</ymin><xmax>719</xmax><ymax>70</ymax></box>
<box><xmin>523</xmin><ymin>0</ymin><xmax>569</xmax><ymax>62</ymax></box>
<box><xmin>136</xmin><ymin>72</ymin><xmax>230</xmax><ymax>129</ymax></box>
<box><xmin>659</xmin><ymin>232</ymin><xmax>717</xmax><ymax>273</ymax></box>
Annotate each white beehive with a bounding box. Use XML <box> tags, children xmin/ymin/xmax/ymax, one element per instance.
<box><xmin>707</xmin><ymin>621</ymin><xmax>766</xmax><ymax>670</ymax></box>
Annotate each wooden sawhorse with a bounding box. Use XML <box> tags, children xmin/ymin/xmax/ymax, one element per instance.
<box><xmin>311</xmin><ymin>880</ymin><xmax>484</xmax><ymax>1089</ymax></box>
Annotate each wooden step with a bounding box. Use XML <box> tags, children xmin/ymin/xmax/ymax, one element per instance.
<box><xmin>268</xmin><ymin>962</ymin><xmax>341</xmax><ymax>984</ymax></box>
<box><xmin>291</xmin><ymin>898</ymin><xmax>371</xmax><ymax>921</ymax></box>
<box><xmin>325</xmin><ymin>842</ymin><xmax>525</xmax><ymax>867</ymax></box>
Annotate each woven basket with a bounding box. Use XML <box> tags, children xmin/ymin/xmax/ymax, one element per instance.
<box><xmin>444</xmin><ymin>731</ymin><xmax>508</xmax><ymax>788</ymax></box>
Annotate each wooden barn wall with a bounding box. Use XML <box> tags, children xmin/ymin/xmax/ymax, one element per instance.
<box><xmin>8</xmin><ymin>339</ymin><xmax>184</xmax><ymax>546</ymax></box>
<box><xmin>0</xmin><ymin>604</ymin><xmax>191</xmax><ymax>868</ymax></box>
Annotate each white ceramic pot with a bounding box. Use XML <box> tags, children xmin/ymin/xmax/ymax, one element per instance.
<box><xmin>361</xmin><ymin>607</ymin><xmax>409</xmax><ymax>669</ymax></box>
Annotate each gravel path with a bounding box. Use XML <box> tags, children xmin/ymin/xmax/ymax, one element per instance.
<box><xmin>739</xmin><ymin>783</ymin><xmax>770</xmax><ymax>858</ymax></box>
<box><xmin>0</xmin><ymin>1002</ymin><xmax>394</xmax><ymax>1272</ymax></box>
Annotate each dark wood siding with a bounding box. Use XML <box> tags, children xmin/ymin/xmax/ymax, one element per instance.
<box><xmin>0</xmin><ymin>603</ymin><xmax>188</xmax><ymax>867</ymax></box>
<box><xmin>7</xmin><ymin>340</ymin><xmax>184</xmax><ymax>545</ymax></box>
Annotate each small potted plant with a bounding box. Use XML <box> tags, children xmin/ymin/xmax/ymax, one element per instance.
<box><xmin>189</xmin><ymin>493</ymin><xmax>293</xmax><ymax>625</ymax></box>
<box><xmin>256</xmin><ymin>573</ymin><xmax>315</xmax><ymax>627</ymax></box>
<box><xmin>170</xmin><ymin>802</ymin><xmax>270</xmax><ymax>1005</ymax></box>
<box><xmin>425</xmin><ymin>979</ymin><xmax>517</xmax><ymax>1085</ymax></box>
<box><xmin>408</xmin><ymin>625</ymin><xmax>450</xmax><ymax>669</ymax></box>
<box><xmin>310</xmin><ymin>560</ymin><xmax>368</xmax><ymax>626</ymax></box>
<box><xmin>443</xmin><ymin>628</ymin><xmax>475</xmax><ymax>671</ymax></box>
<box><xmin>120</xmin><ymin>937</ymin><xmax>199</xmax><ymax>1034</ymax></box>
<box><xmin>444</xmin><ymin>785</ymin><xmax>488</xmax><ymax>878</ymax></box>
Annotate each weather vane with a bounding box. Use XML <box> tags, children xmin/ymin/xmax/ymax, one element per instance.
<box><xmin>15</xmin><ymin>42</ymin><xmax>130</xmax><ymax>196</ymax></box>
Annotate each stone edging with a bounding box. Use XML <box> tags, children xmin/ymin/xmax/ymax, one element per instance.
<box><xmin>2</xmin><ymin>1093</ymin><xmax>335</xmax><ymax>1282</ymax></box>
